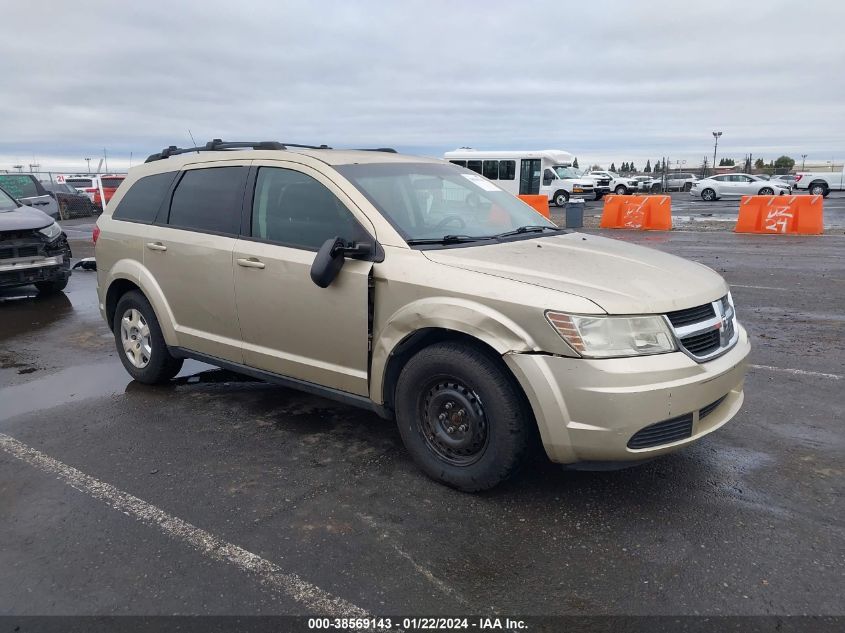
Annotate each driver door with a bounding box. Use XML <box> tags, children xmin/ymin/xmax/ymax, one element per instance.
<box><xmin>233</xmin><ymin>163</ymin><xmax>376</xmax><ymax>396</ymax></box>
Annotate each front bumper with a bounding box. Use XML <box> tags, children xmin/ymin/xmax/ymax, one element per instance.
<box><xmin>0</xmin><ymin>236</ymin><xmax>72</xmax><ymax>289</ymax></box>
<box><xmin>504</xmin><ymin>324</ymin><xmax>750</xmax><ymax>464</ymax></box>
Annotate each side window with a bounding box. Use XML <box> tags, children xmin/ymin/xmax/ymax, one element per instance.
<box><xmin>0</xmin><ymin>175</ymin><xmax>38</xmax><ymax>198</ymax></box>
<box><xmin>251</xmin><ymin>167</ymin><xmax>367</xmax><ymax>250</ymax></box>
<box><xmin>167</xmin><ymin>167</ymin><xmax>247</xmax><ymax>235</ymax></box>
<box><xmin>498</xmin><ymin>160</ymin><xmax>515</xmax><ymax>180</ymax></box>
<box><xmin>449</xmin><ymin>160</ymin><xmax>466</xmax><ymax>168</ymax></box>
<box><xmin>112</xmin><ymin>171</ymin><xmax>177</xmax><ymax>223</ymax></box>
<box><xmin>466</xmin><ymin>160</ymin><xmax>482</xmax><ymax>175</ymax></box>
<box><xmin>482</xmin><ymin>160</ymin><xmax>499</xmax><ymax>180</ymax></box>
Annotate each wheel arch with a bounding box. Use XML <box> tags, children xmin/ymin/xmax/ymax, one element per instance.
<box><xmin>103</xmin><ymin>261</ymin><xmax>178</xmax><ymax>345</ymax></box>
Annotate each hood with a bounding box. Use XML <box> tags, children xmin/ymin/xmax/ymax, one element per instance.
<box><xmin>422</xmin><ymin>232</ymin><xmax>728</xmax><ymax>314</ymax></box>
<box><xmin>0</xmin><ymin>204</ymin><xmax>54</xmax><ymax>231</ymax></box>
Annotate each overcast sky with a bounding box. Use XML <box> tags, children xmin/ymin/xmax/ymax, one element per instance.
<box><xmin>2</xmin><ymin>0</ymin><xmax>844</xmax><ymax>173</ymax></box>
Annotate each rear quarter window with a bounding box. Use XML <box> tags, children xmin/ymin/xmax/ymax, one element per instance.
<box><xmin>112</xmin><ymin>171</ymin><xmax>178</xmax><ymax>223</ymax></box>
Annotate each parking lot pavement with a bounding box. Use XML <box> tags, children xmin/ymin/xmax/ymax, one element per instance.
<box><xmin>1</xmin><ymin>232</ymin><xmax>843</xmax><ymax>618</ymax></box>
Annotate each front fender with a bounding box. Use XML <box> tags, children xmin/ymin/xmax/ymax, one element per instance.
<box><xmin>370</xmin><ymin>296</ymin><xmax>539</xmax><ymax>404</ymax></box>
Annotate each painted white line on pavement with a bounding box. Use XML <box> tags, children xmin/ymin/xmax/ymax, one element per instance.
<box><xmin>0</xmin><ymin>432</ymin><xmax>386</xmax><ymax>628</ymax></box>
<box><xmin>749</xmin><ymin>364</ymin><xmax>842</xmax><ymax>380</ymax></box>
<box><xmin>730</xmin><ymin>284</ymin><xmax>788</xmax><ymax>291</ymax></box>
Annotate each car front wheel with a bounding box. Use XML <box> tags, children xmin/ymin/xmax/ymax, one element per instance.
<box><xmin>113</xmin><ymin>290</ymin><xmax>183</xmax><ymax>384</ymax></box>
<box><xmin>394</xmin><ymin>342</ymin><xmax>531</xmax><ymax>492</ymax></box>
<box><xmin>701</xmin><ymin>188</ymin><xmax>717</xmax><ymax>201</ymax></box>
<box><xmin>553</xmin><ymin>190</ymin><xmax>569</xmax><ymax>206</ymax></box>
<box><xmin>614</xmin><ymin>185</ymin><xmax>627</xmax><ymax>195</ymax></box>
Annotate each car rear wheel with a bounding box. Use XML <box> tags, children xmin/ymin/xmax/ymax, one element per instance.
<box><xmin>113</xmin><ymin>290</ymin><xmax>183</xmax><ymax>384</ymax></box>
<box><xmin>35</xmin><ymin>278</ymin><xmax>68</xmax><ymax>294</ymax></box>
<box><xmin>701</xmin><ymin>188</ymin><xmax>717</xmax><ymax>201</ymax></box>
<box><xmin>394</xmin><ymin>341</ymin><xmax>531</xmax><ymax>492</ymax></box>
<box><xmin>759</xmin><ymin>187</ymin><xmax>774</xmax><ymax>195</ymax></box>
<box><xmin>809</xmin><ymin>183</ymin><xmax>828</xmax><ymax>196</ymax></box>
<box><xmin>553</xmin><ymin>190</ymin><xmax>569</xmax><ymax>206</ymax></box>
<box><xmin>614</xmin><ymin>185</ymin><xmax>627</xmax><ymax>195</ymax></box>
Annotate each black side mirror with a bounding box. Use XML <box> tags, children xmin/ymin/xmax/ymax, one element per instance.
<box><xmin>310</xmin><ymin>237</ymin><xmax>372</xmax><ymax>288</ymax></box>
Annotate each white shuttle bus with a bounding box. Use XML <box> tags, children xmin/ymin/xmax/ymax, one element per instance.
<box><xmin>443</xmin><ymin>149</ymin><xmax>598</xmax><ymax>206</ymax></box>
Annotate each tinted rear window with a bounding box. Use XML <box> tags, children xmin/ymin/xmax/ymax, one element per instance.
<box><xmin>0</xmin><ymin>174</ymin><xmax>38</xmax><ymax>198</ymax></box>
<box><xmin>112</xmin><ymin>172</ymin><xmax>178</xmax><ymax>223</ymax></box>
<box><xmin>167</xmin><ymin>167</ymin><xmax>247</xmax><ymax>235</ymax></box>
<box><xmin>100</xmin><ymin>177</ymin><xmax>125</xmax><ymax>188</ymax></box>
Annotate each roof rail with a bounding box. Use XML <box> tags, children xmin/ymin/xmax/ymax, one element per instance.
<box><xmin>355</xmin><ymin>147</ymin><xmax>397</xmax><ymax>153</ymax></box>
<box><xmin>144</xmin><ymin>139</ymin><xmax>333</xmax><ymax>163</ymax></box>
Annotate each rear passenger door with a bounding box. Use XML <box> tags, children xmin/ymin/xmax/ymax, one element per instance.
<box><xmin>233</xmin><ymin>162</ymin><xmax>374</xmax><ymax>396</ymax></box>
<box><xmin>143</xmin><ymin>162</ymin><xmax>247</xmax><ymax>363</ymax></box>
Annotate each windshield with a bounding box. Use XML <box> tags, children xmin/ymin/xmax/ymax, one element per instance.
<box><xmin>553</xmin><ymin>165</ymin><xmax>582</xmax><ymax>179</ymax></box>
<box><xmin>0</xmin><ymin>187</ymin><xmax>19</xmax><ymax>212</ymax></box>
<box><xmin>335</xmin><ymin>163</ymin><xmax>557</xmax><ymax>245</ymax></box>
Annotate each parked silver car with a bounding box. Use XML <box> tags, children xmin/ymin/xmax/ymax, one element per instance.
<box><xmin>690</xmin><ymin>174</ymin><xmax>790</xmax><ymax>201</ymax></box>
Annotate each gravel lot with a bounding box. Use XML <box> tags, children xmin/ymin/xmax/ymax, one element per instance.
<box><xmin>1</xmin><ymin>227</ymin><xmax>842</xmax><ymax>623</ymax></box>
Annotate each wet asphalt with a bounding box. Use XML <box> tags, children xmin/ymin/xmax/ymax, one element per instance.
<box><xmin>0</xmin><ymin>227</ymin><xmax>843</xmax><ymax>618</ymax></box>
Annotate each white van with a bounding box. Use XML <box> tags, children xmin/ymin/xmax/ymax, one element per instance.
<box><xmin>443</xmin><ymin>149</ymin><xmax>596</xmax><ymax>206</ymax></box>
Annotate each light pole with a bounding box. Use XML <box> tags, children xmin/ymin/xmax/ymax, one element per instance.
<box><xmin>712</xmin><ymin>131</ymin><xmax>722</xmax><ymax>174</ymax></box>
<box><xmin>801</xmin><ymin>154</ymin><xmax>807</xmax><ymax>170</ymax></box>
<box><xmin>85</xmin><ymin>157</ymin><xmax>91</xmax><ymax>174</ymax></box>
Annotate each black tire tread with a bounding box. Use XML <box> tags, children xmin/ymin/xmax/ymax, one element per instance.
<box><xmin>394</xmin><ymin>341</ymin><xmax>531</xmax><ymax>492</ymax></box>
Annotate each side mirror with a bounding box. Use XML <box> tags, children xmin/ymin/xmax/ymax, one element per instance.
<box><xmin>310</xmin><ymin>237</ymin><xmax>372</xmax><ymax>288</ymax></box>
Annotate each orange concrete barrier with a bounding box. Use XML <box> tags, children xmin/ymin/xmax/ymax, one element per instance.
<box><xmin>735</xmin><ymin>195</ymin><xmax>823</xmax><ymax>235</ymax></box>
<box><xmin>599</xmin><ymin>195</ymin><xmax>671</xmax><ymax>230</ymax></box>
<box><xmin>518</xmin><ymin>194</ymin><xmax>550</xmax><ymax>218</ymax></box>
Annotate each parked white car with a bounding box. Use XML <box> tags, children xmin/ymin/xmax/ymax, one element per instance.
<box><xmin>631</xmin><ymin>176</ymin><xmax>662</xmax><ymax>193</ymax></box>
<box><xmin>794</xmin><ymin>170</ymin><xmax>845</xmax><ymax>196</ymax></box>
<box><xmin>586</xmin><ymin>170</ymin><xmax>639</xmax><ymax>195</ymax></box>
<box><xmin>690</xmin><ymin>174</ymin><xmax>790</xmax><ymax>201</ymax></box>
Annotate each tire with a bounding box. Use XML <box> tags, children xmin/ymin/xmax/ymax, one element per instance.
<box><xmin>35</xmin><ymin>278</ymin><xmax>68</xmax><ymax>294</ymax></box>
<box><xmin>701</xmin><ymin>188</ymin><xmax>717</xmax><ymax>201</ymax></box>
<box><xmin>650</xmin><ymin>185</ymin><xmax>661</xmax><ymax>194</ymax></box>
<box><xmin>683</xmin><ymin>182</ymin><xmax>692</xmax><ymax>192</ymax></box>
<box><xmin>759</xmin><ymin>187</ymin><xmax>774</xmax><ymax>195</ymax></box>
<box><xmin>113</xmin><ymin>290</ymin><xmax>183</xmax><ymax>384</ymax></box>
<box><xmin>553</xmin><ymin>190</ymin><xmax>569</xmax><ymax>207</ymax></box>
<box><xmin>614</xmin><ymin>185</ymin><xmax>627</xmax><ymax>195</ymax></box>
<box><xmin>394</xmin><ymin>342</ymin><xmax>531</xmax><ymax>492</ymax></box>
<box><xmin>594</xmin><ymin>191</ymin><xmax>604</xmax><ymax>201</ymax></box>
<box><xmin>809</xmin><ymin>182</ymin><xmax>828</xmax><ymax>196</ymax></box>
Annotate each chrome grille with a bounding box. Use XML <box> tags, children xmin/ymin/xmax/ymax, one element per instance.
<box><xmin>665</xmin><ymin>294</ymin><xmax>738</xmax><ymax>362</ymax></box>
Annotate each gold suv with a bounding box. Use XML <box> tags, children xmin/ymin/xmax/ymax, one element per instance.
<box><xmin>95</xmin><ymin>140</ymin><xmax>750</xmax><ymax>491</ymax></box>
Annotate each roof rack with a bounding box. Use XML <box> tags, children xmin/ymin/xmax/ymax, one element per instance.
<box><xmin>144</xmin><ymin>139</ymin><xmax>398</xmax><ymax>163</ymax></box>
<box><xmin>144</xmin><ymin>139</ymin><xmax>332</xmax><ymax>163</ymax></box>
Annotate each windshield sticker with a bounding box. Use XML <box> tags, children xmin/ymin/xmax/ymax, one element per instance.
<box><xmin>461</xmin><ymin>173</ymin><xmax>502</xmax><ymax>192</ymax></box>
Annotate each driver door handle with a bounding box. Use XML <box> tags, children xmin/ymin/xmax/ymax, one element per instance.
<box><xmin>145</xmin><ymin>242</ymin><xmax>167</xmax><ymax>251</ymax></box>
<box><xmin>237</xmin><ymin>257</ymin><xmax>265</xmax><ymax>269</ymax></box>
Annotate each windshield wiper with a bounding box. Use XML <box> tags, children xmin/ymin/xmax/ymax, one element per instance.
<box><xmin>406</xmin><ymin>234</ymin><xmax>495</xmax><ymax>245</ymax></box>
<box><xmin>492</xmin><ymin>225</ymin><xmax>564</xmax><ymax>239</ymax></box>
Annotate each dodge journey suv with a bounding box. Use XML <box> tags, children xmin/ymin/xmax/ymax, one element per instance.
<box><xmin>95</xmin><ymin>140</ymin><xmax>750</xmax><ymax>491</ymax></box>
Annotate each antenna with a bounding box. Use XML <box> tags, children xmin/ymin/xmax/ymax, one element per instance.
<box><xmin>188</xmin><ymin>130</ymin><xmax>200</xmax><ymax>153</ymax></box>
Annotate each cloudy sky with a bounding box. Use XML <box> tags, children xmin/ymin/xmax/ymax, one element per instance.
<box><xmin>2</xmin><ymin>0</ymin><xmax>844</xmax><ymax>173</ymax></box>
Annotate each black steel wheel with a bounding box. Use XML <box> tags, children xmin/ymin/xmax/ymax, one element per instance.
<box><xmin>394</xmin><ymin>341</ymin><xmax>532</xmax><ymax>491</ymax></box>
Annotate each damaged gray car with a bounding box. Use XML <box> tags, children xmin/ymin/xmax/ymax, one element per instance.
<box><xmin>0</xmin><ymin>185</ymin><xmax>72</xmax><ymax>294</ymax></box>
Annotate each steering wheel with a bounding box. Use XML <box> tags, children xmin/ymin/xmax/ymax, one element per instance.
<box><xmin>434</xmin><ymin>214</ymin><xmax>467</xmax><ymax>230</ymax></box>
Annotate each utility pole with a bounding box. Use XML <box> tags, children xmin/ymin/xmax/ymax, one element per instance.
<box><xmin>103</xmin><ymin>148</ymin><xmax>109</xmax><ymax>174</ymax></box>
<box><xmin>712</xmin><ymin>131</ymin><xmax>722</xmax><ymax>176</ymax></box>
<box><xmin>800</xmin><ymin>154</ymin><xmax>807</xmax><ymax>170</ymax></box>
<box><xmin>85</xmin><ymin>157</ymin><xmax>91</xmax><ymax>174</ymax></box>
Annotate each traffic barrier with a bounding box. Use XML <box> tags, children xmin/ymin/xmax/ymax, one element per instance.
<box><xmin>599</xmin><ymin>195</ymin><xmax>671</xmax><ymax>230</ymax></box>
<box><xmin>735</xmin><ymin>195</ymin><xmax>823</xmax><ymax>235</ymax></box>
<box><xmin>518</xmin><ymin>194</ymin><xmax>550</xmax><ymax>218</ymax></box>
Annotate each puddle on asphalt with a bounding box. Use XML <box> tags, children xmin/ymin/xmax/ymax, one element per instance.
<box><xmin>0</xmin><ymin>359</ymin><xmax>238</xmax><ymax>422</ymax></box>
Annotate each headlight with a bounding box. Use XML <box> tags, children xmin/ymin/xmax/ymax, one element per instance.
<box><xmin>545</xmin><ymin>312</ymin><xmax>677</xmax><ymax>358</ymax></box>
<box><xmin>39</xmin><ymin>222</ymin><xmax>62</xmax><ymax>241</ymax></box>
